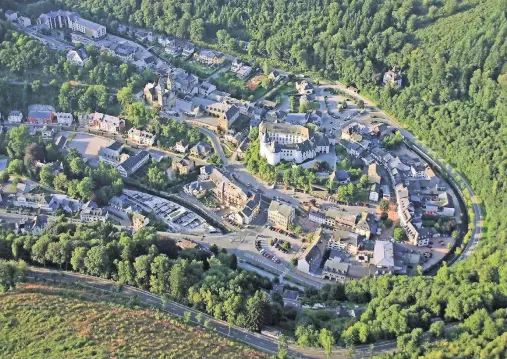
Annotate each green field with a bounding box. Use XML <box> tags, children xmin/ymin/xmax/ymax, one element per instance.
<box><xmin>0</xmin><ymin>283</ymin><xmax>267</xmax><ymax>359</ymax></box>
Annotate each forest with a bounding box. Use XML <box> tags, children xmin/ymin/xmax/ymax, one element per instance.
<box><xmin>1</xmin><ymin>0</ymin><xmax>507</xmax><ymax>356</ymax></box>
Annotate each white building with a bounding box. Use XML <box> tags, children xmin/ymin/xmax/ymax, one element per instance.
<box><xmin>17</xmin><ymin>16</ymin><xmax>31</xmax><ymax>27</ymax></box>
<box><xmin>98</xmin><ymin>141</ymin><xmax>124</xmax><ymax>167</ymax></box>
<box><xmin>66</xmin><ymin>48</ymin><xmax>88</xmax><ymax>66</ymax></box>
<box><xmin>37</xmin><ymin>10</ymin><xmax>106</xmax><ymax>39</ymax></box>
<box><xmin>268</xmin><ymin>201</ymin><xmax>296</xmax><ymax>230</ymax></box>
<box><xmin>259</xmin><ymin>122</ymin><xmax>331</xmax><ymax>165</ymax></box>
<box><xmin>80</xmin><ymin>207</ymin><xmax>109</xmax><ymax>222</ymax></box>
<box><xmin>55</xmin><ymin>112</ymin><xmax>73</xmax><ymax>126</ymax></box>
<box><xmin>117</xmin><ymin>150</ymin><xmax>150</xmax><ymax>177</ymax></box>
<box><xmin>128</xmin><ymin>128</ymin><xmax>156</xmax><ymax>146</ymax></box>
<box><xmin>89</xmin><ymin>113</ymin><xmax>125</xmax><ymax>134</ymax></box>
<box><xmin>322</xmin><ymin>257</ymin><xmax>349</xmax><ymax>282</ymax></box>
<box><xmin>5</xmin><ymin>10</ymin><xmax>17</xmax><ymax>21</ymax></box>
<box><xmin>372</xmin><ymin>241</ymin><xmax>394</xmax><ymax>269</ymax></box>
<box><xmin>8</xmin><ymin>111</ymin><xmax>23</xmax><ymax>123</ymax></box>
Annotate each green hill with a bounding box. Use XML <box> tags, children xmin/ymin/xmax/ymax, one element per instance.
<box><xmin>0</xmin><ymin>283</ymin><xmax>266</xmax><ymax>359</ymax></box>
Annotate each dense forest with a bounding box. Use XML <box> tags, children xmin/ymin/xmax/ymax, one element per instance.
<box><xmin>1</xmin><ymin>0</ymin><xmax>507</xmax><ymax>356</ymax></box>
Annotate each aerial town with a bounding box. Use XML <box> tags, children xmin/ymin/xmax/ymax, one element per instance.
<box><xmin>0</xmin><ymin>4</ymin><xmax>489</xmax><ymax>359</ymax></box>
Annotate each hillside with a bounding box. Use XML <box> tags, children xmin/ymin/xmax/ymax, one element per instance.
<box><xmin>0</xmin><ymin>283</ymin><xmax>267</xmax><ymax>359</ymax></box>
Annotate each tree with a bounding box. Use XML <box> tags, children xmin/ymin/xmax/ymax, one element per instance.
<box><xmin>39</xmin><ymin>164</ymin><xmax>54</xmax><ymax>187</ymax></box>
<box><xmin>147</xmin><ymin>166</ymin><xmax>166</xmax><ymax>188</ymax></box>
<box><xmin>248</xmin><ymin>127</ymin><xmax>259</xmax><ymax>141</ymax></box>
<box><xmin>69</xmin><ymin>157</ymin><xmax>85</xmax><ymax>176</ymax></box>
<box><xmin>77</xmin><ymin>177</ymin><xmax>94</xmax><ymax>199</ymax></box>
<box><xmin>289</xmin><ymin>96</ymin><xmax>298</xmax><ymax>112</ymax></box>
<box><xmin>53</xmin><ymin>173</ymin><xmax>68</xmax><ymax>192</ymax></box>
<box><xmin>7</xmin><ymin>125</ymin><xmax>33</xmax><ymax>159</ymax></box>
<box><xmin>245</xmin><ymin>291</ymin><xmax>269</xmax><ymax>332</ymax></box>
<box><xmin>263</xmin><ymin>61</ymin><xmax>270</xmax><ymax>76</ymax></box>
<box><xmin>379</xmin><ymin>199</ymin><xmax>390</xmax><ymax>211</ymax></box>
<box><xmin>117</xmin><ymin>85</ymin><xmax>134</xmax><ymax>107</ymax></box>
<box><xmin>319</xmin><ymin>328</ymin><xmax>335</xmax><ymax>358</ymax></box>
<box><xmin>393</xmin><ymin>227</ymin><xmax>407</xmax><ymax>242</ymax></box>
<box><xmin>429</xmin><ymin>321</ymin><xmax>445</xmax><ymax>338</ymax></box>
<box><xmin>7</xmin><ymin>159</ymin><xmax>23</xmax><ymax>175</ymax></box>
<box><xmin>0</xmin><ymin>171</ymin><xmax>9</xmax><ymax>183</ymax></box>
<box><xmin>84</xmin><ymin>245</ymin><xmax>110</xmax><ymax>277</ymax></box>
<box><xmin>277</xmin><ymin>334</ymin><xmax>289</xmax><ymax>359</ymax></box>
<box><xmin>71</xmin><ymin>247</ymin><xmax>89</xmax><ymax>273</ymax></box>
<box><xmin>0</xmin><ymin>260</ymin><xmax>27</xmax><ymax>293</ymax></box>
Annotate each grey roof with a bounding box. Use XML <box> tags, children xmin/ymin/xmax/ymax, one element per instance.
<box><xmin>282</xmin><ymin>290</ymin><xmax>299</xmax><ymax>301</ymax></box>
<box><xmin>55</xmin><ymin>135</ymin><xmax>67</xmax><ymax>149</ymax></box>
<box><xmin>373</xmin><ymin>241</ymin><xmax>394</xmax><ymax>267</ymax></box>
<box><xmin>74</xmin><ymin>17</ymin><xmax>105</xmax><ymax>31</ymax></box>
<box><xmin>28</xmin><ymin>110</ymin><xmax>52</xmax><ymax>119</ymax></box>
<box><xmin>119</xmin><ymin>150</ymin><xmax>150</xmax><ymax>172</ymax></box>
<box><xmin>224</xmin><ymin>105</ymin><xmax>240</xmax><ymax>120</ymax></box>
<box><xmin>114</xmin><ymin>44</ymin><xmax>136</xmax><ymax>56</ymax></box>
<box><xmin>107</xmin><ymin>141</ymin><xmax>123</xmax><ymax>151</ymax></box>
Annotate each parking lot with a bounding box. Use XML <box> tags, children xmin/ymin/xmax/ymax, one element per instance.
<box><xmin>61</xmin><ymin>132</ymin><xmax>113</xmax><ymax>167</ymax></box>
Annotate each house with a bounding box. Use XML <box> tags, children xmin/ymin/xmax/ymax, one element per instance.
<box><xmin>239</xmin><ymin>194</ymin><xmax>261</xmax><ymax>225</ymax></box>
<box><xmin>282</xmin><ymin>290</ymin><xmax>301</xmax><ymax>307</ymax></box>
<box><xmin>383</xmin><ymin>67</ymin><xmax>402</xmax><ymax>87</ymax></box>
<box><xmin>54</xmin><ymin>135</ymin><xmax>67</xmax><ymax>150</ymax></box>
<box><xmin>5</xmin><ymin>10</ymin><xmax>17</xmax><ymax>21</ymax></box>
<box><xmin>174</xmin><ymin>140</ymin><xmax>189</xmax><ymax>153</ymax></box>
<box><xmin>66</xmin><ymin>48</ymin><xmax>88</xmax><ymax>66</ymax></box>
<box><xmin>190</xmin><ymin>141</ymin><xmax>212</xmax><ymax>158</ymax></box>
<box><xmin>7</xmin><ymin>111</ymin><xmax>23</xmax><ymax>123</ymax></box>
<box><xmin>297</xmin><ymin>228</ymin><xmax>323</xmax><ymax>274</ymax></box>
<box><xmin>369</xmin><ymin>183</ymin><xmax>380</xmax><ymax>202</ymax></box>
<box><xmin>322</xmin><ymin>257</ymin><xmax>349</xmax><ymax>282</ymax></box>
<box><xmin>135</xmin><ymin>30</ymin><xmax>153</xmax><ymax>42</ymax></box>
<box><xmin>172</xmin><ymin>156</ymin><xmax>195</xmax><ymax>175</ymax></box>
<box><xmin>128</xmin><ymin>128</ymin><xmax>156</xmax><ymax>146</ymax></box>
<box><xmin>132</xmin><ymin>212</ymin><xmax>149</xmax><ymax>231</ymax></box>
<box><xmin>296</xmin><ymin>80</ymin><xmax>313</xmax><ymax>95</ymax></box>
<box><xmin>90</xmin><ymin>113</ymin><xmax>125</xmax><ymax>134</ymax></box>
<box><xmin>109</xmin><ymin>194</ymin><xmax>141</xmax><ymax>214</ymax></box>
<box><xmin>17</xmin><ymin>16</ymin><xmax>31</xmax><ymax>27</ymax></box>
<box><xmin>381</xmin><ymin>184</ymin><xmax>391</xmax><ymax>200</ymax></box>
<box><xmin>16</xmin><ymin>183</ymin><xmax>32</xmax><ymax>194</ymax></box>
<box><xmin>199</xmin><ymin>166</ymin><xmax>249</xmax><ymax>209</ymax></box>
<box><xmin>30</xmin><ymin>215</ymin><xmax>48</xmax><ymax>234</ymax></box>
<box><xmin>268</xmin><ymin>71</ymin><xmax>284</xmax><ymax>83</ymax></box>
<box><xmin>55</xmin><ymin>112</ymin><xmax>73</xmax><ymax>126</ymax></box>
<box><xmin>27</xmin><ymin>110</ymin><xmax>53</xmax><ymax>124</ymax></box>
<box><xmin>194</xmin><ymin>49</ymin><xmax>225</xmax><ymax>65</ymax></box>
<box><xmin>329</xmin><ymin>170</ymin><xmax>351</xmax><ymax>185</ymax></box>
<box><xmin>198</xmin><ymin>82</ymin><xmax>217</xmax><ymax>97</ymax></box>
<box><xmin>181</xmin><ymin>43</ymin><xmax>195</xmax><ymax>58</ymax></box>
<box><xmin>268</xmin><ymin>201</ymin><xmax>295</xmax><ymax>230</ymax></box>
<box><xmin>165</xmin><ymin>40</ymin><xmax>182</xmax><ymax>56</ymax></box>
<box><xmin>116</xmin><ymin>150</ymin><xmax>150</xmax><ymax>177</ymax></box>
<box><xmin>80</xmin><ymin>207</ymin><xmax>109</xmax><ymax>222</ymax></box>
<box><xmin>41</xmin><ymin>126</ymin><xmax>56</xmax><ymax>141</ymax></box>
<box><xmin>99</xmin><ymin>141</ymin><xmax>124</xmax><ymax>167</ymax></box>
<box><xmin>372</xmin><ymin>240</ymin><xmax>394</xmax><ymax>269</ymax></box>
<box><xmin>111</xmin><ymin>43</ymin><xmax>136</xmax><ymax>62</ymax></box>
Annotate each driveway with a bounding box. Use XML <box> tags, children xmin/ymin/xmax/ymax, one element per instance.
<box><xmin>64</xmin><ymin>132</ymin><xmax>113</xmax><ymax>167</ymax></box>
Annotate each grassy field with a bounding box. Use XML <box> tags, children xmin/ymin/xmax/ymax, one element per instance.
<box><xmin>0</xmin><ymin>283</ymin><xmax>267</xmax><ymax>359</ymax></box>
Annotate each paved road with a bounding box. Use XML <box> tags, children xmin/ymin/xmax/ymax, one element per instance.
<box><xmin>198</xmin><ymin>127</ymin><xmax>228</xmax><ymax>164</ymax></box>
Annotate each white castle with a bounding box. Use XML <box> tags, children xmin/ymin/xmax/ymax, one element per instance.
<box><xmin>259</xmin><ymin>122</ymin><xmax>334</xmax><ymax>165</ymax></box>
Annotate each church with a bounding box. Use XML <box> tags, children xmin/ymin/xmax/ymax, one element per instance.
<box><xmin>143</xmin><ymin>77</ymin><xmax>176</xmax><ymax>110</ymax></box>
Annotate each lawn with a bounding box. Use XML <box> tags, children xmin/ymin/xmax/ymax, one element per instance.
<box><xmin>211</xmin><ymin>72</ymin><xmax>266</xmax><ymax>101</ymax></box>
<box><xmin>0</xmin><ymin>283</ymin><xmax>267</xmax><ymax>359</ymax></box>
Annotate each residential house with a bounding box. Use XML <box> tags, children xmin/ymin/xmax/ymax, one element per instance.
<box><xmin>128</xmin><ymin>128</ymin><xmax>156</xmax><ymax>146</ymax></box>
<box><xmin>165</xmin><ymin>40</ymin><xmax>182</xmax><ymax>56</ymax></box>
<box><xmin>239</xmin><ymin>194</ymin><xmax>261</xmax><ymax>225</ymax></box>
<box><xmin>111</xmin><ymin>43</ymin><xmax>136</xmax><ymax>62</ymax></box>
<box><xmin>268</xmin><ymin>201</ymin><xmax>296</xmax><ymax>230</ymax></box>
<box><xmin>327</xmin><ymin>230</ymin><xmax>364</xmax><ymax>255</ymax></box>
<box><xmin>201</xmin><ymin>166</ymin><xmax>249</xmax><ymax>209</ymax></box>
<box><xmin>55</xmin><ymin>112</ymin><xmax>73</xmax><ymax>126</ymax></box>
<box><xmin>381</xmin><ymin>184</ymin><xmax>391</xmax><ymax>200</ymax></box>
<box><xmin>98</xmin><ymin>141</ymin><xmax>124</xmax><ymax>167</ymax></box>
<box><xmin>172</xmin><ymin>156</ymin><xmax>195</xmax><ymax>175</ymax></box>
<box><xmin>174</xmin><ymin>140</ymin><xmax>189</xmax><ymax>153</ymax></box>
<box><xmin>5</xmin><ymin>10</ymin><xmax>17</xmax><ymax>21</ymax></box>
<box><xmin>80</xmin><ymin>207</ymin><xmax>109</xmax><ymax>222</ymax></box>
<box><xmin>329</xmin><ymin>170</ymin><xmax>351</xmax><ymax>185</ymax></box>
<box><xmin>268</xmin><ymin>71</ymin><xmax>284</xmax><ymax>84</ymax></box>
<box><xmin>135</xmin><ymin>30</ymin><xmax>153</xmax><ymax>42</ymax></box>
<box><xmin>132</xmin><ymin>212</ymin><xmax>149</xmax><ymax>231</ymax></box>
<box><xmin>189</xmin><ymin>141</ymin><xmax>212</xmax><ymax>158</ymax></box>
<box><xmin>30</xmin><ymin>215</ymin><xmax>48</xmax><ymax>234</ymax></box>
<box><xmin>322</xmin><ymin>257</ymin><xmax>349</xmax><ymax>282</ymax></box>
<box><xmin>90</xmin><ymin>113</ymin><xmax>125</xmax><ymax>134</ymax></box>
<box><xmin>194</xmin><ymin>49</ymin><xmax>225</xmax><ymax>65</ymax></box>
<box><xmin>17</xmin><ymin>16</ymin><xmax>31</xmax><ymax>27</ymax></box>
<box><xmin>109</xmin><ymin>194</ymin><xmax>141</xmax><ymax>214</ymax></box>
<box><xmin>66</xmin><ymin>48</ymin><xmax>88</xmax><ymax>66</ymax></box>
<box><xmin>369</xmin><ymin>183</ymin><xmax>380</xmax><ymax>202</ymax></box>
<box><xmin>54</xmin><ymin>135</ymin><xmax>67</xmax><ymax>150</ymax></box>
<box><xmin>7</xmin><ymin>111</ymin><xmax>23</xmax><ymax>123</ymax></box>
<box><xmin>27</xmin><ymin>110</ymin><xmax>53</xmax><ymax>124</ymax></box>
<box><xmin>297</xmin><ymin>228</ymin><xmax>323</xmax><ymax>274</ymax></box>
<box><xmin>41</xmin><ymin>126</ymin><xmax>56</xmax><ymax>141</ymax></box>
<box><xmin>181</xmin><ymin>43</ymin><xmax>195</xmax><ymax>58</ymax></box>
<box><xmin>117</xmin><ymin>150</ymin><xmax>150</xmax><ymax>177</ymax></box>
<box><xmin>383</xmin><ymin>67</ymin><xmax>402</xmax><ymax>87</ymax></box>
<box><xmin>296</xmin><ymin>80</ymin><xmax>313</xmax><ymax>95</ymax></box>
<box><xmin>372</xmin><ymin>240</ymin><xmax>394</xmax><ymax>269</ymax></box>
